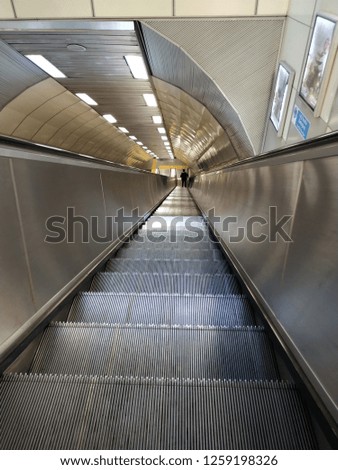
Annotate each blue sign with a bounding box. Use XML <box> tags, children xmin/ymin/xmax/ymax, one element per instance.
<box><xmin>292</xmin><ymin>105</ymin><xmax>310</xmax><ymax>140</ymax></box>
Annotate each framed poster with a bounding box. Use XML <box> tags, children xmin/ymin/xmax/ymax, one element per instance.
<box><xmin>300</xmin><ymin>14</ymin><xmax>337</xmax><ymax>114</ymax></box>
<box><xmin>270</xmin><ymin>62</ymin><xmax>294</xmax><ymax>136</ymax></box>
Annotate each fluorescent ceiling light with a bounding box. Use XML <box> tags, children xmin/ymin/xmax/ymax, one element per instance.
<box><xmin>124</xmin><ymin>55</ymin><xmax>148</xmax><ymax>79</ymax></box>
<box><xmin>103</xmin><ymin>114</ymin><xmax>117</xmax><ymax>124</ymax></box>
<box><xmin>157</xmin><ymin>127</ymin><xmax>166</xmax><ymax>134</ymax></box>
<box><xmin>164</xmin><ymin>142</ymin><xmax>171</xmax><ymax>146</ymax></box>
<box><xmin>118</xmin><ymin>127</ymin><xmax>129</xmax><ymax>133</ymax></box>
<box><xmin>143</xmin><ymin>94</ymin><xmax>157</xmax><ymax>107</ymax></box>
<box><xmin>146</xmin><ymin>150</ymin><xmax>152</xmax><ymax>154</ymax></box>
<box><xmin>152</xmin><ymin>116</ymin><xmax>162</xmax><ymax>124</ymax></box>
<box><xmin>161</xmin><ymin>136</ymin><xmax>168</xmax><ymax>141</ymax></box>
<box><xmin>136</xmin><ymin>141</ymin><xmax>143</xmax><ymax>145</ymax></box>
<box><xmin>129</xmin><ymin>136</ymin><xmax>137</xmax><ymax>140</ymax></box>
<box><xmin>25</xmin><ymin>55</ymin><xmax>66</xmax><ymax>78</ymax></box>
<box><xmin>76</xmin><ymin>93</ymin><xmax>98</xmax><ymax>106</ymax></box>
<box><xmin>142</xmin><ymin>146</ymin><xmax>148</xmax><ymax>149</ymax></box>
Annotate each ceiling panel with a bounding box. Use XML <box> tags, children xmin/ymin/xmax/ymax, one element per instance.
<box><xmin>93</xmin><ymin>0</ymin><xmax>173</xmax><ymax>18</ymax></box>
<box><xmin>175</xmin><ymin>0</ymin><xmax>256</xmax><ymax>16</ymax></box>
<box><xmin>0</xmin><ymin>1</ymin><xmax>15</xmax><ymax>19</ymax></box>
<box><xmin>13</xmin><ymin>0</ymin><xmax>93</xmax><ymax>19</ymax></box>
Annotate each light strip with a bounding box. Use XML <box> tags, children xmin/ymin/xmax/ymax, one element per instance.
<box><xmin>118</xmin><ymin>127</ymin><xmax>129</xmax><ymax>133</ymax></box>
<box><xmin>76</xmin><ymin>93</ymin><xmax>98</xmax><ymax>106</ymax></box>
<box><xmin>124</xmin><ymin>55</ymin><xmax>148</xmax><ymax>79</ymax></box>
<box><xmin>143</xmin><ymin>94</ymin><xmax>157</xmax><ymax>107</ymax></box>
<box><xmin>25</xmin><ymin>54</ymin><xmax>66</xmax><ymax>78</ymax></box>
<box><xmin>136</xmin><ymin>141</ymin><xmax>143</xmax><ymax>145</ymax></box>
<box><xmin>152</xmin><ymin>115</ymin><xmax>162</xmax><ymax>124</ymax></box>
<box><xmin>103</xmin><ymin>114</ymin><xmax>117</xmax><ymax>124</ymax></box>
<box><xmin>129</xmin><ymin>136</ymin><xmax>137</xmax><ymax>140</ymax></box>
<box><xmin>161</xmin><ymin>136</ymin><xmax>168</xmax><ymax>141</ymax></box>
<box><xmin>157</xmin><ymin>127</ymin><xmax>166</xmax><ymax>134</ymax></box>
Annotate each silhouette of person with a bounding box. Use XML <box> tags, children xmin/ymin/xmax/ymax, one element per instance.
<box><xmin>180</xmin><ymin>169</ymin><xmax>188</xmax><ymax>187</ymax></box>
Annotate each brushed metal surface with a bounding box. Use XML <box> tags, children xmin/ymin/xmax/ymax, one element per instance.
<box><xmin>0</xmin><ymin>141</ymin><xmax>174</xmax><ymax>359</ymax></box>
<box><xmin>11</xmin><ymin>158</ymin><xmax>108</xmax><ymax>309</ymax></box>
<box><xmin>0</xmin><ymin>375</ymin><xmax>317</xmax><ymax>449</ymax></box>
<box><xmin>0</xmin><ymin>158</ymin><xmax>36</xmax><ymax>344</ymax></box>
<box><xmin>191</xmin><ymin>149</ymin><xmax>338</xmax><ymax>423</ymax></box>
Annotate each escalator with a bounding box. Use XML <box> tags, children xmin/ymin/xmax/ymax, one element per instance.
<box><xmin>0</xmin><ymin>187</ymin><xmax>317</xmax><ymax>449</ymax></box>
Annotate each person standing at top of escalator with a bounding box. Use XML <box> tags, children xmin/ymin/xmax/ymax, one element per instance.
<box><xmin>180</xmin><ymin>169</ymin><xmax>189</xmax><ymax>187</ymax></box>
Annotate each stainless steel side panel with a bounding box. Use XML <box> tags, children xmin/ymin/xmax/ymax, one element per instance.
<box><xmin>191</xmin><ymin>155</ymin><xmax>338</xmax><ymax>423</ymax></box>
<box><xmin>0</xmin><ymin>159</ymin><xmax>36</xmax><ymax>344</ymax></box>
<box><xmin>0</xmin><ymin>146</ymin><xmax>174</xmax><ymax>361</ymax></box>
<box><xmin>11</xmin><ymin>159</ymin><xmax>109</xmax><ymax>308</ymax></box>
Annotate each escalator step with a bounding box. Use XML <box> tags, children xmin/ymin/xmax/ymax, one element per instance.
<box><xmin>90</xmin><ymin>273</ymin><xmax>240</xmax><ymax>294</ymax></box>
<box><xmin>154</xmin><ymin>208</ymin><xmax>200</xmax><ymax>216</ymax></box>
<box><xmin>30</xmin><ymin>324</ymin><xmax>278</xmax><ymax>380</ymax></box>
<box><xmin>106</xmin><ymin>258</ymin><xmax>231</xmax><ymax>274</ymax></box>
<box><xmin>115</xmin><ymin>247</ymin><xmax>223</xmax><ymax>260</ymax></box>
<box><xmin>0</xmin><ymin>374</ymin><xmax>317</xmax><ymax>450</ymax></box>
<box><xmin>139</xmin><ymin>226</ymin><xmax>209</xmax><ymax>234</ymax></box>
<box><xmin>69</xmin><ymin>293</ymin><xmax>254</xmax><ymax>326</ymax></box>
<box><xmin>125</xmin><ymin>239</ymin><xmax>215</xmax><ymax>249</ymax></box>
<box><xmin>133</xmin><ymin>232</ymin><xmax>211</xmax><ymax>241</ymax></box>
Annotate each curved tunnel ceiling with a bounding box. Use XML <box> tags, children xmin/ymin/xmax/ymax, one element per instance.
<box><xmin>153</xmin><ymin>77</ymin><xmax>238</xmax><ymax>172</ymax></box>
<box><xmin>0</xmin><ymin>18</ymin><xmax>284</xmax><ymax>172</ymax></box>
<box><xmin>141</xmin><ymin>18</ymin><xmax>284</xmax><ymax>158</ymax></box>
<box><xmin>0</xmin><ymin>24</ymin><xmax>166</xmax><ymax>170</ymax></box>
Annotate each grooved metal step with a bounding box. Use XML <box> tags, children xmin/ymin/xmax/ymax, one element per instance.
<box><xmin>30</xmin><ymin>324</ymin><xmax>278</xmax><ymax>380</ymax></box>
<box><xmin>0</xmin><ymin>374</ymin><xmax>317</xmax><ymax>450</ymax></box>
<box><xmin>134</xmin><ymin>227</ymin><xmax>209</xmax><ymax>234</ymax></box>
<box><xmin>68</xmin><ymin>293</ymin><xmax>254</xmax><ymax>326</ymax></box>
<box><xmin>154</xmin><ymin>207</ymin><xmax>200</xmax><ymax>216</ymax></box>
<box><xmin>138</xmin><ymin>231</ymin><xmax>210</xmax><ymax>240</ymax></box>
<box><xmin>1</xmin><ymin>188</ymin><xmax>317</xmax><ymax>451</ymax></box>
<box><xmin>141</xmin><ymin>215</ymin><xmax>206</xmax><ymax>228</ymax></box>
<box><xmin>106</xmin><ymin>258</ymin><xmax>231</xmax><ymax>274</ymax></box>
<box><xmin>126</xmin><ymin>239</ymin><xmax>215</xmax><ymax>250</ymax></box>
<box><xmin>90</xmin><ymin>273</ymin><xmax>240</xmax><ymax>294</ymax></box>
<box><xmin>115</xmin><ymin>248</ymin><xmax>224</xmax><ymax>260</ymax></box>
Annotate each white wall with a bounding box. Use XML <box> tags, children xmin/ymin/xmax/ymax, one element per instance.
<box><xmin>263</xmin><ymin>0</ymin><xmax>338</xmax><ymax>152</ymax></box>
<box><xmin>0</xmin><ymin>0</ymin><xmax>290</xmax><ymax>19</ymax></box>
